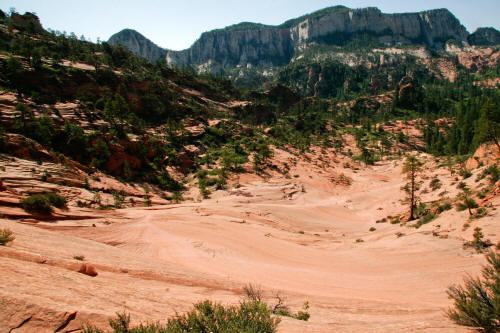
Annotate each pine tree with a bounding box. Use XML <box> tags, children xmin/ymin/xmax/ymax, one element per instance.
<box><xmin>403</xmin><ymin>155</ymin><xmax>423</xmax><ymax>221</ymax></box>
<box><xmin>474</xmin><ymin>100</ymin><xmax>500</xmax><ymax>150</ymax></box>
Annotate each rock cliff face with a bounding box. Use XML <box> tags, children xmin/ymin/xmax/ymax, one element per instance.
<box><xmin>166</xmin><ymin>25</ymin><xmax>294</xmax><ymax>70</ymax></box>
<box><xmin>109</xmin><ymin>29</ymin><xmax>166</xmax><ymax>63</ymax></box>
<box><xmin>468</xmin><ymin>27</ymin><xmax>500</xmax><ymax>46</ymax></box>
<box><xmin>289</xmin><ymin>8</ymin><xmax>468</xmax><ymax>46</ymax></box>
<box><xmin>165</xmin><ymin>6</ymin><xmax>469</xmax><ymax>71</ymax></box>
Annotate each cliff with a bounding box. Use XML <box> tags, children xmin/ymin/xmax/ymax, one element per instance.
<box><xmin>165</xmin><ymin>6</ymin><xmax>469</xmax><ymax>71</ymax></box>
<box><xmin>108</xmin><ymin>29</ymin><xmax>166</xmax><ymax>63</ymax></box>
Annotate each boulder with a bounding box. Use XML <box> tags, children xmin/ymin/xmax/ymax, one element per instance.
<box><xmin>77</xmin><ymin>263</ymin><xmax>98</xmax><ymax>277</ymax></box>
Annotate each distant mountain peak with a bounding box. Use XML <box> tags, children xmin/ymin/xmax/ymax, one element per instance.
<box><xmin>108</xmin><ymin>29</ymin><xmax>165</xmax><ymax>62</ymax></box>
<box><xmin>468</xmin><ymin>27</ymin><xmax>500</xmax><ymax>46</ymax></box>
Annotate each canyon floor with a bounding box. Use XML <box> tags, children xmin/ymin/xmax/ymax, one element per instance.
<box><xmin>1</xmin><ymin>145</ymin><xmax>499</xmax><ymax>333</ymax></box>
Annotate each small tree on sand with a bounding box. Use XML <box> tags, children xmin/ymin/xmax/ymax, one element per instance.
<box><xmin>402</xmin><ymin>155</ymin><xmax>423</xmax><ymax>221</ymax></box>
<box><xmin>457</xmin><ymin>189</ymin><xmax>479</xmax><ymax>216</ymax></box>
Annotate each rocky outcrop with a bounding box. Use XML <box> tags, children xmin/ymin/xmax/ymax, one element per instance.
<box><xmin>468</xmin><ymin>27</ymin><xmax>500</xmax><ymax>46</ymax></box>
<box><xmin>288</xmin><ymin>7</ymin><xmax>467</xmax><ymax>47</ymax></box>
<box><xmin>166</xmin><ymin>24</ymin><xmax>294</xmax><ymax>70</ymax></box>
<box><xmin>109</xmin><ymin>29</ymin><xmax>166</xmax><ymax>62</ymax></box>
<box><xmin>10</xmin><ymin>12</ymin><xmax>44</xmax><ymax>33</ymax></box>
<box><xmin>165</xmin><ymin>6</ymin><xmax>469</xmax><ymax>72</ymax></box>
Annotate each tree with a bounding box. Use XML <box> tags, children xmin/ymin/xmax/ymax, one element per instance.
<box><xmin>402</xmin><ymin>155</ymin><xmax>423</xmax><ymax>220</ymax></box>
<box><xmin>6</xmin><ymin>56</ymin><xmax>22</xmax><ymax>94</ymax></box>
<box><xmin>30</xmin><ymin>47</ymin><xmax>43</xmax><ymax>70</ymax></box>
<box><xmin>457</xmin><ymin>189</ymin><xmax>479</xmax><ymax>216</ymax></box>
<box><xmin>447</xmin><ymin>251</ymin><xmax>500</xmax><ymax>332</ymax></box>
<box><xmin>474</xmin><ymin>100</ymin><xmax>500</xmax><ymax>150</ymax></box>
<box><xmin>14</xmin><ymin>103</ymin><xmax>34</xmax><ymax>132</ymax></box>
<box><xmin>360</xmin><ymin>147</ymin><xmax>375</xmax><ymax>166</ymax></box>
<box><xmin>381</xmin><ymin>135</ymin><xmax>393</xmax><ymax>155</ymax></box>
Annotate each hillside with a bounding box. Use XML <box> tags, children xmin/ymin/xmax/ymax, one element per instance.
<box><xmin>0</xmin><ymin>9</ymin><xmax>499</xmax><ymax>333</ymax></box>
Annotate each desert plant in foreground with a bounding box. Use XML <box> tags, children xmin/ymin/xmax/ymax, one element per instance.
<box><xmin>83</xmin><ymin>300</ymin><xmax>280</xmax><ymax>333</ymax></box>
<box><xmin>447</xmin><ymin>251</ymin><xmax>500</xmax><ymax>332</ymax></box>
<box><xmin>0</xmin><ymin>228</ymin><xmax>15</xmax><ymax>245</ymax></box>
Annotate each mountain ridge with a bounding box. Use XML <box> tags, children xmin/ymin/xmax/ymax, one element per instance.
<box><xmin>108</xmin><ymin>6</ymin><xmax>500</xmax><ymax>72</ymax></box>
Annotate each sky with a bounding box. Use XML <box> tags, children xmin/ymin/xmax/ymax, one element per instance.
<box><xmin>1</xmin><ymin>0</ymin><xmax>499</xmax><ymax>51</ymax></box>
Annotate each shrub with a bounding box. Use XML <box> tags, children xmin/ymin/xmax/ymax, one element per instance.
<box><xmin>294</xmin><ymin>301</ymin><xmax>310</xmax><ymax>321</ymax></box>
<box><xmin>430</xmin><ymin>177</ymin><xmax>442</xmax><ymax>191</ymax></box>
<box><xmin>243</xmin><ymin>283</ymin><xmax>264</xmax><ymax>302</ymax></box>
<box><xmin>463</xmin><ymin>227</ymin><xmax>493</xmax><ymax>253</ymax></box>
<box><xmin>83</xmin><ymin>300</ymin><xmax>280</xmax><ymax>333</ymax></box>
<box><xmin>487</xmin><ymin>165</ymin><xmax>500</xmax><ymax>184</ymax></box>
<box><xmin>0</xmin><ymin>228</ymin><xmax>15</xmax><ymax>245</ymax></box>
<box><xmin>112</xmin><ymin>191</ymin><xmax>124</xmax><ymax>208</ymax></box>
<box><xmin>20</xmin><ymin>192</ymin><xmax>67</xmax><ymax>215</ymax></box>
<box><xmin>456</xmin><ymin>197</ymin><xmax>479</xmax><ymax>216</ymax></box>
<box><xmin>43</xmin><ymin>192</ymin><xmax>67</xmax><ymax>208</ymax></box>
<box><xmin>20</xmin><ymin>194</ymin><xmax>53</xmax><ymax>215</ymax></box>
<box><xmin>474</xmin><ymin>207</ymin><xmax>488</xmax><ymax>219</ymax></box>
<box><xmin>447</xmin><ymin>251</ymin><xmax>500</xmax><ymax>332</ymax></box>
<box><xmin>438</xmin><ymin>202</ymin><xmax>452</xmax><ymax>212</ymax></box>
<box><xmin>295</xmin><ymin>311</ymin><xmax>310</xmax><ymax>321</ymax></box>
<box><xmin>459</xmin><ymin>168</ymin><xmax>472</xmax><ymax>179</ymax></box>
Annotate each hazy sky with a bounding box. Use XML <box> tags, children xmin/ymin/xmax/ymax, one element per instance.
<box><xmin>1</xmin><ymin>0</ymin><xmax>499</xmax><ymax>50</ymax></box>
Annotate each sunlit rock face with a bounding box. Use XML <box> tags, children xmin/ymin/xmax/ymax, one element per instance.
<box><xmin>164</xmin><ymin>7</ymin><xmax>469</xmax><ymax>72</ymax></box>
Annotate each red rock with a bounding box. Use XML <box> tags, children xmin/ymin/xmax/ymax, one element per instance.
<box><xmin>0</xmin><ymin>179</ymin><xmax>7</xmax><ymax>191</ymax></box>
<box><xmin>78</xmin><ymin>263</ymin><xmax>98</xmax><ymax>277</ymax></box>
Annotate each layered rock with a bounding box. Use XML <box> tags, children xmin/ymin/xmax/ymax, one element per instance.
<box><xmin>109</xmin><ymin>29</ymin><xmax>166</xmax><ymax>62</ymax></box>
<box><xmin>165</xmin><ymin>6</ymin><xmax>469</xmax><ymax>71</ymax></box>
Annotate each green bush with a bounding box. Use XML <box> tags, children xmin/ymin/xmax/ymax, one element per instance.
<box><xmin>0</xmin><ymin>228</ymin><xmax>15</xmax><ymax>245</ymax></box>
<box><xmin>463</xmin><ymin>227</ymin><xmax>493</xmax><ymax>253</ymax></box>
<box><xmin>447</xmin><ymin>251</ymin><xmax>500</xmax><ymax>332</ymax></box>
<box><xmin>83</xmin><ymin>300</ymin><xmax>280</xmax><ymax>333</ymax></box>
<box><xmin>20</xmin><ymin>192</ymin><xmax>66</xmax><ymax>215</ymax></box>
<box><xmin>430</xmin><ymin>177</ymin><xmax>442</xmax><ymax>191</ymax></box>
<box><xmin>20</xmin><ymin>194</ymin><xmax>53</xmax><ymax>215</ymax></box>
<box><xmin>43</xmin><ymin>192</ymin><xmax>67</xmax><ymax>208</ymax></box>
<box><xmin>295</xmin><ymin>310</ymin><xmax>311</xmax><ymax>321</ymax></box>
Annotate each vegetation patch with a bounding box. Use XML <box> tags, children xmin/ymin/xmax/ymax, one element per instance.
<box><xmin>20</xmin><ymin>192</ymin><xmax>66</xmax><ymax>215</ymax></box>
<box><xmin>83</xmin><ymin>300</ymin><xmax>281</xmax><ymax>333</ymax></box>
<box><xmin>0</xmin><ymin>228</ymin><xmax>15</xmax><ymax>245</ymax></box>
<box><xmin>447</xmin><ymin>251</ymin><xmax>500</xmax><ymax>332</ymax></box>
